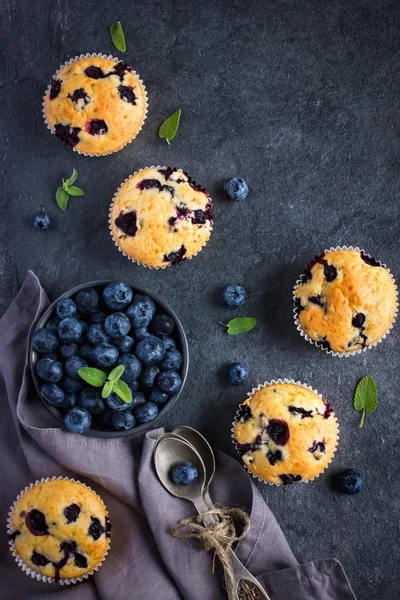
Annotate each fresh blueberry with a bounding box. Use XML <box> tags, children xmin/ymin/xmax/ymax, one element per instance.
<box><xmin>33</xmin><ymin>207</ymin><xmax>51</xmax><ymax>230</ymax></box>
<box><xmin>105</xmin><ymin>390</ymin><xmax>133</xmax><ymax>411</ymax></box>
<box><xmin>135</xmin><ymin>336</ymin><xmax>165</xmax><ymax>365</ymax></box>
<box><xmin>148</xmin><ymin>387</ymin><xmax>169</xmax><ymax>405</ymax></box>
<box><xmin>117</xmin><ymin>353</ymin><xmax>142</xmax><ymax>382</ymax></box>
<box><xmin>111</xmin><ymin>411</ymin><xmax>135</xmax><ymax>431</ymax></box>
<box><xmin>32</xmin><ymin>329</ymin><xmax>59</xmax><ymax>354</ymax></box>
<box><xmin>332</xmin><ymin>469</ymin><xmax>364</xmax><ymax>495</ymax></box>
<box><xmin>93</xmin><ymin>343</ymin><xmax>119</xmax><ymax>368</ymax></box>
<box><xmin>134</xmin><ymin>402</ymin><xmax>158</xmax><ymax>423</ymax></box>
<box><xmin>149</xmin><ymin>314</ymin><xmax>175</xmax><ymax>336</ymax></box>
<box><xmin>172</xmin><ymin>462</ymin><xmax>198</xmax><ymax>486</ymax></box>
<box><xmin>58</xmin><ymin>318</ymin><xmax>83</xmax><ymax>343</ymax></box>
<box><xmin>226</xmin><ymin>363</ymin><xmax>248</xmax><ymax>385</ymax></box>
<box><xmin>60</xmin><ymin>376</ymin><xmax>84</xmax><ymax>392</ymax></box>
<box><xmin>64</xmin><ymin>356</ymin><xmax>87</xmax><ymax>380</ymax></box>
<box><xmin>40</xmin><ymin>383</ymin><xmax>64</xmax><ymax>406</ymax></box>
<box><xmin>113</xmin><ymin>335</ymin><xmax>135</xmax><ymax>353</ymax></box>
<box><xmin>79</xmin><ymin>388</ymin><xmax>106</xmax><ymax>415</ymax></box>
<box><xmin>56</xmin><ymin>298</ymin><xmax>77</xmax><ymax>319</ymax></box>
<box><xmin>44</xmin><ymin>352</ymin><xmax>58</xmax><ymax>360</ymax></box>
<box><xmin>126</xmin><ymin>295</ymin><xmax>155</xmax><ymax>328</ymax></box>
<box><xmin>104</xmin><ymin>313</ymin><xmax>131</xmax><ymax>338</ymax></box>
<box><xmin>222</xmin><ymin>284</ymin><xmax>246</xmax><ymax>309</ymax></box>
<box><xmin>134</xmin><ymin>327</ymin><xmax>149</xmax><ymax>340</ymax></box>
<box><xmin>88</xmin><ymin>312</ymin><xmax>107</xmax><ymax>325</ymax></box>
<box><xmin>139</xmin><ymin>365</ymin><xmax>160</xmax><ymax>387</ymax></box>
<box><xmin>64</xmin><ymin>407</ymin><xmax>91</xmax><ymax>434</ymax></box>
<box><xmin>159</xmin><ymin>349</ymin><xmax>182</xmax><ymax>372</ymax></box>
<box><xmin>75</xmin><ymin>288</ymin><xmax>100</xmax><ymax>315</ymax></box>
<box><xmin>224</xmin><ymin>177</ymin><xmax>249</xmax><ymax>201</ymax></box>
<box><xmin>131</xmin><ymin>391</ymin><xmax>146</xmax><ymax>406</ymax></box>
<box><xmin>59</xmin><ymin>391</ymin><xmax>77</xmax><ymax>411</ymax></box>
<box><xmin>162</xmin><ymin>336</ymin><xmax>176</xmax><ymax>351</ymax></box>
<box><xmin>156</xmin><ymin>370</ymin><xmax>182</xmax><ymax>394</ymax></box>
<box><xmin>46</xmin><ymin>317</ymin><xmax>60</xmax><ymax>333</ymax></box>
<box><xmin>76</xmin><ymin>320</ymin><xmax>88</xmax><ymax>344</ymax></box>
<box><xmin>36</xmin><ymin>358</ymin><xmax>63</xmax><ymax>382</ymax></box>
<box><xmin>79</xmin><ymin>344</ymin><xmax>96</xmax><ymax>364</ymax></box>
<box><xmin>59</xmin><ymin>343</ymin><xmax>78</xmax><ymax>359</ymax></box>
<box><xmin>129</xmin><ymin>380</ymin><xmax>140</xmax><ymax>393</ymax></box>
<box><xmin>103</xmin><ymin>282</ymin><xmax>133</xmax><ymax>310</ymax></box>
<box><xmin>87</xmin><ymin>324</ymin><xmax>110</xmax><ymax>346</ymax></box>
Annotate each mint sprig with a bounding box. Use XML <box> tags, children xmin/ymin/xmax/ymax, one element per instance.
<box><xmin>219</xmin><ymin>317</ymin><xmax>257</xmax><ymax>335</ymax></box>
<box><xmin>110</xmin><ymin>21</ymin><xmax>126</xmax><ymax>52</ymax></box>
<box><xmin>56</xmin><ymin>169</ymin><xmax>84</xmax><ymax>211</ymax></box>
<box><xmin>159</xmin><ymin>109</ymin><xmax>181</xmax><ymax>145</ymax></box>
<box><xmin>78</xmin><ymin>365</ymin><xmax>132</xmax><ymax>403</ymax></box>
<box><xmin>354</xmin><ymin>375</ymin><xmax>378</xmax><ymax>428</ymax></box>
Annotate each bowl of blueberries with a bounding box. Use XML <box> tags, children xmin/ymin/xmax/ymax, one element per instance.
<box><xmin>30</xmin><ymin>281</ymin><xmax>188</xmax><ymax>437</ymax></box>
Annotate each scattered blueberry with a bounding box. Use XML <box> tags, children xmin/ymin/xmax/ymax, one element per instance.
<box><xmin>56</xmin><ymin>298</ymin><xmax>77</xmax><ymax>319</ymax></box>
<box><xmin>93</xmin><ymin>343</ymin><xmax>119</xmax><ymax>368</ymax></box>
<box><xmin>139</xmin><ymin>365</ymin><xmax>160</xmax><ymax>388</ymax></box>
<box><xmin>59</xmin><ymin>343</ymin><xmax>78</xmax><ymax>359</ymax></box>
<box><xmin>87</xmin><ymin>324</ymin><xmax>110</xmax><ymax>346</ymax></box>
<box><xmin>112</xmin><ymin>411</ymin><xmax>135</xmax><ymax>431</ymax></box>
<box><xmin>224</xmin><ymin>177</ymin><xmax>249</xmax><ymax>201</ymax></box>
<box><xmin>332</xmin><ymin>469</ymin><xmax>364</xmax><ymax>495</ymax></box>
<box><xmin>156</xmin><ymin>370</ymin><xmax>182</xmax><ymax>394</ymax></box>
<box><xmin>103</xmin><ymin>282</ymin><xmax>133</xmax><ymax>310</ymax></box>
<box><xmin>46</xmin><ymin>317</ymin><xmax>61</xmax><ymax>333</ymax></box>
<box><xmin>149</xmin><ymin>314</ymin><xmax>174</xmax><ymax>336</ymax></box>
<box><xmin>64</xmin><ymin>356</ymin><xmax>87</xmax><ymax>380</ymax></box>
<box><xmin>159</xmin><ymin>349</ymin><xmax>182</xmax><ymax>372</ymax></box>
<box><xmin>134</xmin><ymin>402</ymin><xmax>158</xmax><ymax>423</ymax></box>
<box><xmin>117</xmin><ymin>353</ymin><xmax>142</xmax><ymax>382</ymax></box>
<box><xmin>64</xmin><ymin>407</ymin><xmax>91</xmax><ymax>434</ymax></box>
<box><xmin>58</xmin><ymin>318</ymin><xmax>83</xmax><ymax>343</ymax></box>
<box><xmin>60</xmin><ymin>376</ymin><xmax>84</xmax><ymax>393</ymax></box>
<box><xmin>113</xmin><ymin>335</ymin><xmax>135</xmax><ymax>353</ymax></box>
<box><xmin>134</xmin><ymin>327</ymin><xmax>149</xmax><ymax>340</ymax></box>
<box><xmin>75</xmin><ymin>288</ymin><xmax>100</xmax><ymax>315</ymax></box>
<box><xmin>222</xmin><ymin>284</ymin><xmax>246</xmax><ymax>309</ymax></box>
<box><xmin>79</xmin><ymin>388</ymin><xmax>106</xmax><ymax>415</ymax></box>
<box><xmin>172</xmin><ymin>462</ymin><xmax>198</xmax><ymax>486</ymax></box>
<box><xmin>36</xmin><ymin>358</ymin><xmax>63</xmax><ymax>382</ymax></box>
<box><xmin>33</xmin><ymin>206</ymin><xmax>51</xmax><ymax>230</ymax></box>
<box><xmin>148</xmin><ymin>387</ymin><xmax>169</xmax><ymax>405</ymax></box>
<box><xmin>127</xmin><ymin>295</ymin><xmax>155</xmax><ymax>328</ymax></box>
<box><xmin>40</xmin><ymin>383</ymin><xmax>64</xmax><ymax>406</ymax></box>
<box><xmin>105</xmin><ymin>390</ymin><xmax>133</xmax><ymax>411</ymax></box>
<box><xmin>226</xmin><ymin>363</ymin><xmax>248</xmax><ymax>385</ymax></box>
<box><xmin>104</xmin><ymin>312</ymin><xmax>131</xmax><ymax>338</ymax></box>
<box><xmin>32</xmin><ymin>329</ymin><xmax>59</xmax><ymax>354</ymax></box>
<box><xmin>135</xmin><ymin>336</ymin><xmax>165</xmax><ymax>365</ymax></box>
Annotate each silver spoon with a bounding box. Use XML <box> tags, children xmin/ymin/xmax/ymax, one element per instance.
<box><xmin>154</xmin><ymin>436</ymin><xmax>271</xmax><ymax>600</ymax></box>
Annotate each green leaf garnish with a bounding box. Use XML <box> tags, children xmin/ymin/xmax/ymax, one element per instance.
<box><xmin>108</xmin><ymin>365</ymin><xmax>124</xmax><ymax>381</ymax></box>
<box><xmin>219</xmin><ymin>317</ymin><xmax>257</xmax><ymax>335</ymax></box>
<box><xmin>56</xmin><ymin>187</ymin><xmax>69</xmax><ymax>211</ymax></box>
<box><xmin>159</xmin><ymin>109</ymin><xmax>181</xmax><ymax>145</ymax></box>
<box><xmin>110</xmin><ymin>21</ymin><xmax>126</xmax><ymax>52</ymax></box>
<box><xmin>113</xmin><ymin>380</ymin><xmax>132</xmax><ymax>403</ymax></box>
<box><xmin>67</xmin><ymin>186</ymin><xmax>84</xmax><ymax>197</ymax></box>
<box><xmin>354</xmin><ymin>375</ymin><xmax>378</xmax><ymax>428</ymax></box>
<box><xmin>65</xmin><ymin>168</ymin><xmax>77</xmax><ymax>187</ymax></box>
<box><xmin>102</xmin><ymin>380</ymin><xmax>114</xmax><ymax>399</ymax></box>
<box><xmin>78</xmin><ymin>368</ymin><xmax>107</xmax><ymax>387</ymax></box>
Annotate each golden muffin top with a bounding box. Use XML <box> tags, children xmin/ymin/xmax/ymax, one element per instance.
<box><xmin>44</xmin><ymin>56</ymin><xmax>147</xmax><ymax>155</ymax></box>
<box><xmin>234</xmin><ymin>383</ymin><xmax>338</xmax><ymax>485</ymax></box>
<box><xmin>110</xmin><ymin>167</ymin><xmax>213</xmax><ymax>268</ymax></box>
<box><xmin>9</xmin><ymin>479</ymin><xmax>110</xmax><ymax>580</ymax></box>
<box><xmin>294</xmin><ymin>249</ymin><xmax>397</xmax><ymax>354</ymax></box>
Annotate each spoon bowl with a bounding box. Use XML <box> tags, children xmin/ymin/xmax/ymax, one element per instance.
<box><xmin>172</xmin><ymin>426</ymin><xmax>216</xmax><ymax>494</ymax></box>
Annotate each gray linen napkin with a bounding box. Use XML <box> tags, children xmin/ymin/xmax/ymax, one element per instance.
<box><xmin>0</xmin><ymin>272</ymin><xmax>356</xmax><ymax>600</ymax></box>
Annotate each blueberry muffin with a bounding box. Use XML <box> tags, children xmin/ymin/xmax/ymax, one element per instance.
<box><xmin>9</xmin><ymin>479</ymin><xmax>110</xmax><ymax>581</ymax></box>
<box><xmin>110</xmin><ymin>167</ymin><xmax>213</xmax><ymax>268</ymax></box>
<box><xmin>294</xmin><ymin>249</ymin><xmax>397</xmax><ymax>354</ymax></box>
<box><xmin>234</xmin><ymin>382</ymin><xmax>338</xmax><ymax>485</ymax></box>
<box><xmin>44</xmin><ymin>56</ymin><xmax>147</xmax><ymax>155</ymax></box>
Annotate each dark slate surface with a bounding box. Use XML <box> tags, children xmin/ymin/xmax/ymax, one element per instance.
<box><xmin>1</xmin><ymin>1</ymin><xmax>399</xmax><ymax>598</ymax></box>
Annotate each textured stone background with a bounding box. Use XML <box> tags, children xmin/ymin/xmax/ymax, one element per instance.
<box><xmin>1</xmin><ymin>1</ymin><xmax>400</xmax><ymax>598</ymax></box>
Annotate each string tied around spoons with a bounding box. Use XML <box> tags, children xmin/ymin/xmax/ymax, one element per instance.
<box><xmin>172</xmin><ymin>505</ymin><xmax>251</xmax><ymax>600</ymax></box>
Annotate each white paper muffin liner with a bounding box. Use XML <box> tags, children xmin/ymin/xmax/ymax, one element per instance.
<box><xmin>231</xmin><ymin>379</ymin><xmax>339</xmax><ymax>486</ymax></box>
<box><xmin>42</xmin><ymin>53</ymin><xmax>148</xmax><ymax>157</ymax></box>
<box><xmin>7</xmin><ymin>476</ymin><xmax>110</xmax><ymax>585</ymax></box>
<box><xmin>109</xmin><ymin>166</ymin><xmax>213</xmax><ymax>269</ymax></box>
<box><xmin>293</xmin><ymin>245</ymin><xmax>399</xmax><ymax>357</ymax></box>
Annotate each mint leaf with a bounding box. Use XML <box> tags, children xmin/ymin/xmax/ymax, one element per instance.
<box><xmin>56</xmin><ymin>187</ymin><xmax>69</xmax><ymax>211</ymax></box>
<box><xmin>108</xmin><ymin>365</ymin><xmax>124</xmax><ymax>381</ymax></box>
<box><xmin>110</xmin><ymin>21</ymin><xmax>126</xmax><ymax>52</ymax></box>
<box><xmin>159</xmin><ymin>109</ymin><xmax>181</xmax><ymax>145</ymax></box>
<box><xmin>113</xmin><ymin>380</ymin><xmax>132</xmax><ymax>403</ymax></box>
<box><xmin>78</xmin><ymin>367</ymin><xmax>107</xmax><ymax>387</ymax></box>
<box><xmin>67</xmin><ymin>186</ymin><xmax>84</xmax><ymax>197</ymax></box>
<box><xmin>219</xmin><ymin>317</ymin><xmax>257</xmax><ymax>335</ymax></box>
<box><xmin>354</xmin><ymin>376</ymin><xmax>378</xmax><ymax>428</ymax></box>
<box><xmin>65</xmin><ymin>168</ymin><xmax>77</xmax><ymax>188</ymax></box>
<box><xmin>102</xmin><ymin>380</ymin><xmax>114</xmax><ymax>399</ymax></box>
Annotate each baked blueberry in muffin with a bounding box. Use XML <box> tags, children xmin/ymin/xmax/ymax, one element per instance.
<box><xmin>44</xmin><ymin>56</ymin><xmax>147</xmax><ymax>155</ymax></box>
<box><xmin>294</xmin><ymin>249</ymin><xmax>397</xmax><ymax>354</ymax></box>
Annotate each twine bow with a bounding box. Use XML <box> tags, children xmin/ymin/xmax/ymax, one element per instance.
<box><xmin>172</xmin><ymin>506</ymin><xmax>251</xmax><ymax>600</ymax></box>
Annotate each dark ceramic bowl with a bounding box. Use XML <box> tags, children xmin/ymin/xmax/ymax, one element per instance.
<box><xmin>30</xmin><ymin>280</ymin><xmax>189</xmax><ymax>437</ymax></box>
